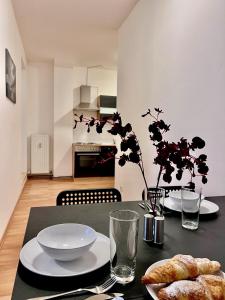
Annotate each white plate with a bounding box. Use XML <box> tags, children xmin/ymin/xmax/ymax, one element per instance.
<box><xmin>160</xmin><ymin>197</ymin><xmax>219</xmax><ymax>215</ymax></box>
<box><xmin>145</xmin><ymin>259</ymin><xmax>225</xmax><ymax>300</ymax></box>
<box><xmin>145</xmin><ymin>260</ymin><xmax>168</xmax><ymax>300</ymax></box>
<box><xmin>20</xmin><ymin>232</ymin><xmax>109</xmax><ymax>277</ymax></box>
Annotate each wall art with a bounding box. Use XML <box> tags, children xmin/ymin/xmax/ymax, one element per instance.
<box><xmin>5</xmin><ymin>49</ymin><xmax>16</xmax><ymax>103</ymax></box>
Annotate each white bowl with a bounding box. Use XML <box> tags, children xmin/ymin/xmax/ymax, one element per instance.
<box><xmin>37</xmin><ymin>223</ymin><xmax>97</xmax><ymax>261</ymax></box>
<box><xmin>169</xmin><ymin>190</ymin><xmax>200</xmax><ymax>205</ymax></box>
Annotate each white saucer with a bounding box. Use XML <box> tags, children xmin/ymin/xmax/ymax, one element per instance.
<box><xmin>20</xmin><ymin>232</ymin><xmax>110</xmax><ymax>277</ymax></box>
<box><xmin>145</xmin><ymin>259</ymin><xmax>225</xmax><ymax>300</ymax></box>
<box><xmin>160</xmin><ymin>197</ymin><xmax>219</xmax><ymax>215</ymax></box>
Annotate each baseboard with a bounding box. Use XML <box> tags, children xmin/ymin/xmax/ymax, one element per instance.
<box><xmin>22</xmin><ymin>174</ymin><xmax>27</xmax><ymax>186</ymax></box>
<box><xmin>0</xmin><ymin>175</ymin><xmax>27</xmax><ymax>248</ymax></box>
<box><xmin>53</xmin><ymin>176</ymin><xmax>73</xmax><ymax>181</ymax></box>
<box><xmin>28</xmin><ymin>173</ymin><xmax>53</xmax><ymax>180</ymax></box>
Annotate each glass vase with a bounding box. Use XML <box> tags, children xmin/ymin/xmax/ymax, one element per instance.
<box><xmin>143</xmin><ymin>187</ymin><xmax>165</xmax><ymax>216</ymax></box>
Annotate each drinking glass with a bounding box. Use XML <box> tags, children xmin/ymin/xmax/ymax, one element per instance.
<box><xmin>181</xmin><ymin>187</ymin><xmax>202</xmax><ymax>230</ymax></box>
<box><xmin>109</xmin><ymin>210</ymin><xmax>139</xmax><ymax>284</ymax></box>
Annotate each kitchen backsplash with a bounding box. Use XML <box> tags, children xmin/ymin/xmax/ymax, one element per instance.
<box><xmin>73</xmin><ymin>117</ymin><xmax>114</xmax><ymax>144</ymax></box>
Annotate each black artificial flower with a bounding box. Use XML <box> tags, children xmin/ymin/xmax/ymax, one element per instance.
<box><xmin>74</xmin><ymin>109</ymin><xmax>208</xmax><ymax>188</ymax></box>
<box><xmin>127</xmin><ymin>135</ymin><xmax>137</xmax><ymax>150</ymax></box>
<box><xmin>198</xmin><ymin>163</ymin><xmax>209</xmax><ymax>174</ymax></box>
<box><xmin>112</xmin><ymin>112</ymin><xmax>121</xmax><ymax>122</ymax></box>
<box><xmin>125</xmin><ymin>123</ymin><xmax>132</xmax><ymax>133</ymax></box>
<box><xmin>118</xmin><ymin>154</ymin><xmax>128</xmax><ymax>167</ymax></box>
<box><xmin>163</xmin><ymin>173</ymin><xmax>172</xmax><ymax>183</ymax></box>
<box><xmin>108</xmin><ymin>124</ymin><xmax>119</xmax><ymax>135</ymax></box>
<box><xmin>158</xmin><ymin>120</ymin><xmax>170</xmax><ymax>131</ymax></box>
<box><xmin>151</xmin><ymin>131</ymin><xmax>162</xmax><ymax>142</ymax></box>
<box><xmin>176</xmin><ymin>169</ymin><xmax>183</xmax><ymax>180</ymax></box>
<box><xmin>141</xmin><ymin>109</ymin><xmax>151</xmax><ymax>117</ymax></box>
<box><xmin>96</xmin><ymin>123</ymin><xmax>103</xmax><ymax>133</ymax></box>
<box><xmin>148</xmin><ymin>123</ymin><xmax>158</xmax><ymax>133</ymax></box>
<box><xmin>120</xmin><ymin>140</ymin><xmax>128</xmax><ymax>152</ymax></box>
<box><xmin>119</xmin><ymin>126</ymin><xmax>127</xmax><ymax>138</ymax></box>
<box><xmin>155</xmin><ymin>108</ymin><xmax>163</xmax><ymax>113</ymax></box>
<box><xmin>199</xmin><ymin>154</ymin><xmax>207</xmax><ymax>161</ymax></box>
<box><xmin>192</xmin><ymin>137</ymin><xmax>205</xmax><ymax>149</ymax></box>
<box><xmin>202</xmin><ymin>176</ymin><xmax>208</xmax><ymax>184</ymax></box>
<box><xmin>89</xmin><ymin>118</ymin><xmax>95</xmax><ymax>126</ymax></box>
<box><xmin>118</xmin><ymin>157</ymin><xmax>126</xmax><ymax>166</ymax></box>
<box><xmin>129</xmin><ymin>152</ymin><xmax>140</xmax><ymax>163</ymax></box>
<box><xmin>73</xmin><ymin>120</ymin><xmax>77</xmax><ymax>129</ymax></box>
<box><xmin>188</xmin><ymin>181</ymin><xmax>195</xmax><ymax>190</ymax></box>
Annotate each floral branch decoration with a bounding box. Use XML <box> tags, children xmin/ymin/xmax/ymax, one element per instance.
<box><xmin>74</xmin><ymin>108</ymin><xmax>209</xmax><ymax>212</ymax></box>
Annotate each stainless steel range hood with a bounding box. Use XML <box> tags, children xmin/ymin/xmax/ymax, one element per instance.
<box><xmin>75</xmin><ymin>85</ymin><xmax>99</xmax><ymax>111</ymax></box>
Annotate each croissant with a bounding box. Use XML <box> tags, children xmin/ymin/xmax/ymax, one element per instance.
<box><xmin>142</xmin><ymin>255</ymin><xmax>221</xmax><ymax>284</ymax></box>
<box><xmin>158</xmin><ymin>275</ymin><xmax>225</xmax><ymax>300</ymax></box>
<box><xmin>197</xmin><ymin>275</ymin><xmax>225</xmax><ymax>300</ymax></box>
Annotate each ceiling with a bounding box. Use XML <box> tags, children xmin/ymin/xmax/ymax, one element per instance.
<box><xmin>12</xmin><ymin>0</ymin><xmax>139</xmax><ymax>67</ymax></box>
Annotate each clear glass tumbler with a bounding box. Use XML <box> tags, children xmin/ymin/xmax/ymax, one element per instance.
<box><xmin>109</xmin><ymin>210</ymin><xmax>139</xmax><ymax>284</ymax></box>
<box><xmin>181</xmin><ymin>187</ymin><xmax>202</xmax><ymax>230</ymax></box>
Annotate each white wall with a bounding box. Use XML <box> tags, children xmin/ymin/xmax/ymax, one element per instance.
<box><xmin>53</xmin><ymin>66</ymin><xmax>74</xmax><ymax>177</ymax></box>
<box><xmin>0</xmin><ymin>0</ymin><xmax>27</xmax><ymax>239</ymax></box>
<box><xmin>117</xmin><ymin>0</ymin><xmax>225</xmax><ymax>200</ymax></box>
<box><xmin>20</xmin><ymin>62</ymin><xmax>28</xmax><ymax>179</ymax></box>
<box><xmin>88</xmin><ymin>68</ymin><xmax>117</xmax><ymax>96</ymax></box>
<box><xmin>27</xmin><ymin>62</ymin><xmax>54</xmax><ymax>172</ymax></box>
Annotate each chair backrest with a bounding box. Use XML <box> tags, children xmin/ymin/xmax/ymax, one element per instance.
<box><xmin>142</xmin><ymin>185</ymin><xmax>195</xmax><ymax>200</ymax></box>
<box><xmin>160</xmin><ymin>185</ymin><xmax>183</xmax><ymax>198</ymax></box>
<box><xmin>56</xmin><ymin>188</ymin><xmax>122</xmax><ymax>206</ymax></box>
<box><xmin>142</xmin><ymin>185</ymin><xmax>182</xmax><ymax>200</ymax></box>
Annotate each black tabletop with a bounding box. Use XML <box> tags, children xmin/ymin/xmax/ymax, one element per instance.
<box><xmin>12</xmin><ymin>197</ymin><xmax>225</xmax><ymax>300</ymax></box>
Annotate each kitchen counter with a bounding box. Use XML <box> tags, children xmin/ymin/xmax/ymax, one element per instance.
<box><xmin>72</xmin><ymin>142</ymin><xmax>116</xmax><ymax>147</ymax></box>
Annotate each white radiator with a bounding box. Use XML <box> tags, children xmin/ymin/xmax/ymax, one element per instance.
<box><xmin>31</xmin><ymin>134</ymin><xmax>50</xmax><ymax>174</ymax></box>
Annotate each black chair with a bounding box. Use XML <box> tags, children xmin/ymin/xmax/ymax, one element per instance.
<box><xmin>56</xmin><ymin>188</ymin><xmax>122</xmax><ymax>206</ymax></box>
<box><xmin>142</xmin><ymin>185</ymin><xmax>194</xmax><ymax>200</ymax></box>
<box><xmin>142</xmin><ymin>185</ymin><xmax>183</xmax><ymax>200</ymax></box>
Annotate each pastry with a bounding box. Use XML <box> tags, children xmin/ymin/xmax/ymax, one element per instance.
<box><xmin>197</xmin><ymin>275</ymin><xmax>225</xmax><ymax>300</ymax></box>
<box><xmin>158</xmin><ymin>275</ymin><xmax>225</xmax><ymax>300</ymax></box>
<box><xmin>158</xmin><ymin>280</ymin><xmax>206</xmax><ymax>300</ymax></box>
<box><xmin>142</xmin><ymin>254</ymin><xmax>221</xmax><ymax>284</ymax></box>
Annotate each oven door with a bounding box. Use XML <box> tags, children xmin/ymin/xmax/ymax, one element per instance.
<box><xmin>75</xmin><ymin>152</ymin><xmax>101</xmax><ymax>177</ymax></box>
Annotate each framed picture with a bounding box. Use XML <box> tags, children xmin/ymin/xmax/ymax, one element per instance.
<box><xmin>5</xmin><ymin>49</ymin><xmax>16</xmax><ymax>103</ymax></box>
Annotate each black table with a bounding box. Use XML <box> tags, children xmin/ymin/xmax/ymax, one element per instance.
<box><xmin>12</xmin><ymin>197</ymin><xmax>225</xmax><ymax>300</ymax></box>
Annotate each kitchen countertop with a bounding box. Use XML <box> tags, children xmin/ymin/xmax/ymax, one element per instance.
<box><xmin>72</xmin><ymin>142</ymin><xmax>116</xmax><ymax>147</ymax></box>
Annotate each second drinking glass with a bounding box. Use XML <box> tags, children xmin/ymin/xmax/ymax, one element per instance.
<box><xmin>181</xmin><ymin>187</ymin><xmax>202</xmax><ymax>230</ymax></box>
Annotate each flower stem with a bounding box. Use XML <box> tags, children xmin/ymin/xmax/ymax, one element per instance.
<box><xmin>156</xmin><ymin>166</ymin><xmax>163</xmax><ymax>189</ymax></box>
<box><xmin>138</xmin><ymin>163</ymin><xmax>156</xmax><ymax>216</ymax></box>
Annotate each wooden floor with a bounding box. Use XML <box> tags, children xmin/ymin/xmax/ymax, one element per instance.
<box><xmin>0</xmin><ymin>177</ymin><xmax>114</xmax><ymax>300</ymax></box>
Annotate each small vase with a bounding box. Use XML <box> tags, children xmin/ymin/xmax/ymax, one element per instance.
<box><xmin>143</xmin><ymin>187</ymin><xmax>165</xmax><ymax>216</ymax></box>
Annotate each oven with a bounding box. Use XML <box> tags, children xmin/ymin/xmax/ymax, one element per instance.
<box><xmin>73</xmin><ymin>144</ymin><xmax>115</xmax><ymax>178</ymax></box>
